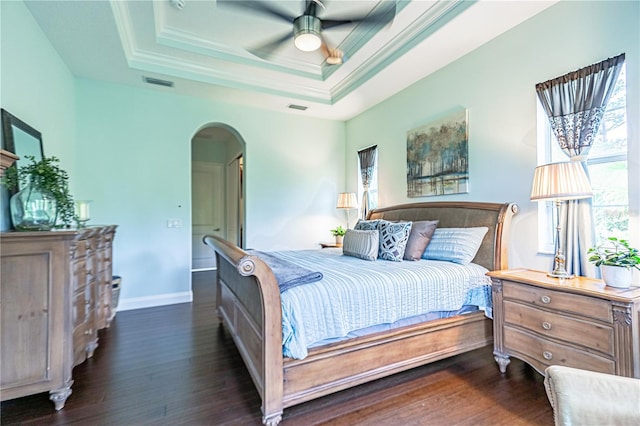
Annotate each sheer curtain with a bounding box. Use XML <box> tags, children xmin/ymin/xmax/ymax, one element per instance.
<box><xmin>535</xmin><ymin>53</ymin><xmax>625</xmax><ymax>276</ymax></box>
<box><xmin>357</xmin><ymin>145</ymin><xmax>377</xmax><ymax>219</ymax></box>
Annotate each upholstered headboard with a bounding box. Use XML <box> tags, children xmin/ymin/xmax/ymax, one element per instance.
<box><xmin>367</xmin><ymin>201</ymin><xmax>518</xmax><ymax>271</ymax></box>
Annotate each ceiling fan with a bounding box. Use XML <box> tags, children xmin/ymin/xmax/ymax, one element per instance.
<box><xmin>218</xmin><ymin>0</ymin><xmax>397</xmax><ymax>65</ymax></box>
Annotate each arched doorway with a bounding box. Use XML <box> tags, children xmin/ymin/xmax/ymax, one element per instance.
<box><xmin>191</xmin><ymin>124</ymin><xmax>245</xmax><ymax>271</ymax></box>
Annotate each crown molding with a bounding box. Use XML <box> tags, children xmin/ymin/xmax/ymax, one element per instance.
<box><xmin>110</xmin><ymin>0</ymin><xmax>475</xmax><ymax>106</ymax></box>
<box><xmin>127</xmin><ymin>48</ymin><xmax>333</xmax><ymax>104</ymax></box>
<box><xmin>330</xmin><ymin>0</ymin><xmax>475</xmax><ymax>103</ymax></box>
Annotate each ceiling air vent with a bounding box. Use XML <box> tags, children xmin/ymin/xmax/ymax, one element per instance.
<box><xmin>142</xmin><ymin>76</ymin><xmax>174</xmax><ymax>88</ymax></box>
<box><xmin>287</xmin><ymin>104</ymin><xmax>308</xmax><ymax>111</ymax></box>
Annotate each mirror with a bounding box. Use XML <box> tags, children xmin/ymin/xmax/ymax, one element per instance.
<box><xmin>1</xmin><ymin>109</ymin><xmax>44</xmax><ymax>189</ymax></box>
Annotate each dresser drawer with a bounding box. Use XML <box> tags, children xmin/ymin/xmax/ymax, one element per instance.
<box><xmin>73</xmin><ymin>325</ymin><xmax>88</xmax><ymax>366</ymax></box>
<box><xmin>503</xmin><ymin>281</ymin><xmax>612</xmax><ymax>322</ymax></box>
<box><xmin>503</xmin><ymin>300</ymin><xmax>614</xmax><ymax>356</ymax></box>
<box><xmin>75</xmin><ymin>239</ymin><xmax>87</xmax><ymax>258</ymax></box>
<box><xmin>504</xmin><ymin>325</ymin><xmax>615</xmax><ymax>374</ymax></box>
<box><xmin>73</xmin><ymin>260</ymin><xmax>87</xmax><ymax>291</ymax></box>
<box><xmin>73</xmin><ymin>292</ymin><xmax>88</xmax><ymax>326</ymax></box>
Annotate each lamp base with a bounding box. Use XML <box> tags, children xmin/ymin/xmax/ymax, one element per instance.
<box><xmin>547</xmin><ymin>270</ymin><xmax>574</xmax><ymax>279</ymax></box>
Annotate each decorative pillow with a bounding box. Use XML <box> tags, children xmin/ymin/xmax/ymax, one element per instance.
<box><xmin>342</xmin><ymin>229</ymin><xmax>379</xmax><ymax>261</ymax></box>
<box><xmin>403</xmin><ymin>220</ymin><xmax>439</xmax><ymax>261</ymax></box>
<box><xmin>354</xmin><ymin>219</ymin><xmax>380</xmax><ymax>231</ymax></box>
<box><xmin>378</xmin><ymin>220</ymin><xmax>412</xmax><ymax>262</ymax></box>
<box><xmin>422</xmin><ymin>227</ymin><xmax>489</xmax><ymax>265</ymax></box>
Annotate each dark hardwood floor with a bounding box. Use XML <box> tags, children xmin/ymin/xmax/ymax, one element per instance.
<box><xmin>2</xmin><ymin>271</ymin><xmax>554</xmax><ymax>425</ymax></box>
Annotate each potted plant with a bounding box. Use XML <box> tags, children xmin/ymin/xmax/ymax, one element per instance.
<box><xmin>2</xmin><ymin>155</ymin><xmax>75</xmax><ymax>230</ymax></box>
<box><xmin>587</xmin><ymin>237</ymin><xmax>640</xmax><ymax>288</ymax></box>
<box><xmin>330</xmin><ymin>225</ymin><xmax>347</xmax><ymax>245</ymax></box>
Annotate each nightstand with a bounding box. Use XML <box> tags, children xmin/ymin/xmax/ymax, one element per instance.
<box><xmin>319</xmin><ymin>242</ymin><xmax>342</xmax><ymax>248</ymax></box>
<box><xmin>488</xmin><ymin>269</ymin><xmax>640</xmax><ymax>378</ymax></box>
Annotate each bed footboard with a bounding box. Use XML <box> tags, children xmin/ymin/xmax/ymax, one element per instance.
<box><xmin>203</xmin><ymin>236</ymin><xmax>284</xmax><ymax>426</ymax></box>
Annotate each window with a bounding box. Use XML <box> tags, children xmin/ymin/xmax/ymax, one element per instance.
<box><xmin>537</xmin><ymin>64</ymin><xmax>629</xmax><ymax>251</ymax></box>
<box><xmin>357</xmin><ymin>145</ymin><xmax>378</xmax><ymax>218</ymax></box>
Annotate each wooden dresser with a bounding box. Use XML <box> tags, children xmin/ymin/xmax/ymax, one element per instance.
<box><xmin>488</xmin><ymin>269</ymin><xmax>640</xmax><ymax>378</ymax></box>
<box><xmin>0</xmin><ymin>226</ymin><xmax>117</xmax><ymax>409</ymax></box>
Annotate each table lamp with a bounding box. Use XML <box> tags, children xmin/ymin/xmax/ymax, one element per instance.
<box><xmin>336</xmin><ymin>192</ymin><xmax>357</xmax><ymax>229</ymax></box>
<box><xmin>530</xmin><ymin>162</ymin><xmax>593</xmax><ymax>279</ymax></box>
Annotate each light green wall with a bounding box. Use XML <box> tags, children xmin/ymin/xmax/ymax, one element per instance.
<box><xmin>346</xmin><ymin>0</ymin><xmax>640</xmax><ymax>272</ymax></box>
<box><xmin>74</xmin><ymin>79</ymin><xmax>346</xmax><ymax>301</ymax></box>
<box><xmin>0</xmin><ymin>0</ymin><xmax>77</xmax><ymax>231</ymax></box>
<box><xmin>0</xmin><ymin>0</ymin><xmax>76</xmax><ymax>177</ymax></box>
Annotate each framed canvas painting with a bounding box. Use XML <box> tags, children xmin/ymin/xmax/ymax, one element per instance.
<box><xmin>407</xmin><ymin>108</ymin><xmax>469</xmax><ymax>197</ymax></box>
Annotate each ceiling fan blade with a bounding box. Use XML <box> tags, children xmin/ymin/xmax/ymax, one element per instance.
<box><xmin>320</xmin><ymin>34</ymin><xmax>343</xmax><ymax>65</ymax></box>
<box><xmin>247</xmin><ymin>31</ymin><xmax>293</xmax><ymax>61</ymax></box>
<box><xmin>217</xmin><ymin>0</ymin><xmax>296</xmax><ymax>24</ymax></box>
<box><xmin>321</xmin><ymin>1</ymin><xmax>396</xmax><ymax>30</ymax></box>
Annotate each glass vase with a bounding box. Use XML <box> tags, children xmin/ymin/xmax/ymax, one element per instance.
<box><xmin>10</xmin><ymin>185</ymin><xmax>57</xmax><ymax>231</ymax></box>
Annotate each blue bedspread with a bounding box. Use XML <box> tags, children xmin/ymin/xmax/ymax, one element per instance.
<box><xmin>267</xmin><ymin>249</ymin><xmax>493</xmax><ymax>360</ymax></box>
<box><xmin>247</xmin><ymin>250</ymin><xmax>323</xmax><ymax>292</ymax></box>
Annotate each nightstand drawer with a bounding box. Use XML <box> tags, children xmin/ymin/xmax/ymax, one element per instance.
<box><xmin>503</xmin><ymin>281</ymin><xmax>612</xmax><ymax>323</ymax></box>
<box><xmin>504</xmin><ymin>326</ymin><xmax>615</xmax><ymax>375</ymax></box>
<box><xmin>503</xmin><ymin>300</ymin><xmax>614</xmax><ymax>356</ymax></box>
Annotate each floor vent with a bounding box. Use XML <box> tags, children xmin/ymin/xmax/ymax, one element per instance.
<box><xmin>142</xmin><ymin>76</ymin><xmax>175</xmax><ymax>87</ymax></box>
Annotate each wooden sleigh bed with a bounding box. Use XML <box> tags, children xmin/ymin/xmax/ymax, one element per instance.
<box><xmin>204</xmin><ymin>201</ymin><xmax>518</xmax><ymax>425</ymax></box>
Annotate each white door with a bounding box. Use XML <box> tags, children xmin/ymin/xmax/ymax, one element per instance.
<box><xmin>226</xmin><ymin>157</ymin><xmax>240</xmax><ymax>246</ymax></box>
<box><xmin>192</xmin><ymin>162</ymin><xmax>224</xmax><ymax>270</ymax></box>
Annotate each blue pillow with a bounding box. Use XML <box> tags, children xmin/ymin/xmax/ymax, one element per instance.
<box><xmin>378</xmin><ymin>220</ymin><xmax>412</xmax><ymax>262</ymax></box>
<box><xmin>422</xmin><ymin>227</ymin><xmax>489</xmax><ymax>265</ymax></box>
<box><xmin>354</xmin><ymin>219</ymin><xmax>380</xmax><ymax>231</ymax></box>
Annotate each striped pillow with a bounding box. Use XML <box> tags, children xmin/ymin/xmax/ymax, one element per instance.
<box><xmin>422</xmin><ymin>227</ymin><xmax>488</xmax><ymax>264</ymax></box>
<box><xmin>342</xmin><ymin>229</ymin><xmax>379</xmax><ymax>261</ymax></box>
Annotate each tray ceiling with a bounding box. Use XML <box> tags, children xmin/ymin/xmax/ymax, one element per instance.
<box><xmin>23</xmin><ymin>0</ymin><xmax>556</xmax><ymax>120</ymax></box>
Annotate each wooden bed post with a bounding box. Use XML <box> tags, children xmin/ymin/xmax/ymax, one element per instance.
<box><xmin>207</xmin><ymin>237</ymin><xmax>284</xmax><ymax>425</ymax></box>
<box><xmin>236</xmin><ymin>257</ymin><xmax>285</xmax><ymax>426</ymax></box>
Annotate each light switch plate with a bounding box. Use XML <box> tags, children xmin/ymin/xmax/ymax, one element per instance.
<box><xmin>167</xmin><ymin>218</ymin><xmax>182</xmax><ymax>228</ymax></box>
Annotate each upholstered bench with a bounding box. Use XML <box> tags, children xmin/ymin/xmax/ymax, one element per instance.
<box><xmin>544</xmin><ymin>366</ymin><xmax>640</xmax><ymax>426</ymax></box>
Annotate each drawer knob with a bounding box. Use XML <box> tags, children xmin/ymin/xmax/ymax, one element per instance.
<box><xmin>541</xmin><ymin>295</ymin><xmax>551</xmax><ymax>304</ymax></box>
<box><xmin>542</xmin><ymin>321</ymin><xmax>552</xmax><ymax>330</ymax></box>
<box><xmin>543</xmin><ymin>351</ymin><xmax>553</xmax><ymax>360</ymax></box>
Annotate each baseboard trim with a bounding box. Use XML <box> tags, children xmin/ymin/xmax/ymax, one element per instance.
<box><xmin>116</xmin><ymin>291</ymin><xmax>193</xmax><ymax>312</ymax></box>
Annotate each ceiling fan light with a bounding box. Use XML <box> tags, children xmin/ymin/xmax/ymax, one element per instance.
<box><xmin>295</xmin><ymin>33</ymin><xmax>321</xmax><ymax>51</ymax></box>
<box><xmin>293</xmin><ymin>15</ymin><xmax>322</xmax><ymax>52</ymax></box>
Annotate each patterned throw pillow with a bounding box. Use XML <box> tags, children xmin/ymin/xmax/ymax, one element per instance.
<box><xmin>342</xmin><ymin>229</ymin><xmax>379</xmax><ymax>261</ymax></box>
<box><xmin>354</xmin><ymin>219</ymin><xmax>380</xmax><ymax>231</ymax></box>
<box><xmin>403</xmin><ymin>220</ymin><xmax>439</xmax><ymax>261</ymax></box>
<box><xmin>422</xmin><ymin>227</ymin><xmax>489</xmax><ymax>264</ymax></box>
<box><xmin>378</xmin><ymin>220</ymin><xmax>412</xmax><ymax>262</ymax></box>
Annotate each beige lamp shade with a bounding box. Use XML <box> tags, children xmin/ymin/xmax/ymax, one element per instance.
<box><xmin>530</xmin><ymin>162</ymin><xmax>593</xmax><ymax>201</ymax></box>
<box><xmin>336</xmin><ymin>192</ymin><xmax>358</xmax><ymax>209</ymax></box>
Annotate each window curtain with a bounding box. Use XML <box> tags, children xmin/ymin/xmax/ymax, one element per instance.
<box><xmin>358</xmin><ymin>145</ymin><xmax>377</xmax><ymax>219</ymax></box>
<box><xmin>535</xmin><ymin>53</ymin><xmax>625</xmax><ymax>277</ymax></box>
